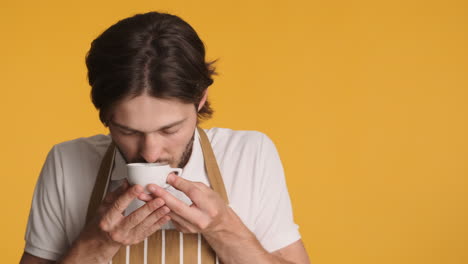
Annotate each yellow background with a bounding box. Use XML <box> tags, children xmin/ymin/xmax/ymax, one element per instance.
<box><xmin>1</xmin><ymin>0</ymin><xmax>467</xmax><ymax>263</ymax></box>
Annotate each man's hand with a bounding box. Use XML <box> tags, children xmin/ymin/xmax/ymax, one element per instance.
<box><xmin>147</xmin><ymin>174</ymin><xmax>231</xmax><ymax>235</ymax></box>
<box><xmin>146</xmin><ymin>174</ymin><xmax>310</xmax><ymax>264</ymax></box>
<box><xmin>95</xmin><ymin>180</ymin><xmax>171</xmax><ymax>244</ymax></box>
<box><xmin>147</xmin><ymin>174</ymin><xmax>275</xmax><ymax>264</ymax></box>
<box><xmin>60</xmin><ymin>180</ymin><xmax>171</xmax><ymax>263</ymax></box>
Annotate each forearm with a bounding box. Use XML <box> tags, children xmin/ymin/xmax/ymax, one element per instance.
<box><xmin>203</xmin><ymin>208</ymin><xmax>293</xmax><ymax>264</ymax></box>
<box><xmin>58</xmin><ymin>230</ymin><xmax>121</xmax><ymax>264</ymax></box>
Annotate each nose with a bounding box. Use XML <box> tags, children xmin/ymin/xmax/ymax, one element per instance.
<box><xmin>139</xmin><ymin>133</ymin><xmax>163</xmax><ymax>163</ymax></box>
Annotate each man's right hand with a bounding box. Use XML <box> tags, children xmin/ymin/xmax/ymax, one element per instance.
<box><xmin>55</xmin><ymin>180</ymin><xmax>170</xmax><ymax>264</ymax></box>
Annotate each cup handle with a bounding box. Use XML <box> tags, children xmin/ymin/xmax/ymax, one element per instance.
<box><xmin>164</xmin><ymin>168</ymin><xmax>183</xmax><ymax>188</ymax></box>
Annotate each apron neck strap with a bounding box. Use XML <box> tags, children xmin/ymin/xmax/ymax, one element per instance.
<box><xmin>85</xmin><ymin>142</ymin><xmax>116</xmax><ymax>224</ymax></box>
<box><xmin>196</xmin><ymin>127</ymin><xmax>229</xmax><ymax>203</ymax></box>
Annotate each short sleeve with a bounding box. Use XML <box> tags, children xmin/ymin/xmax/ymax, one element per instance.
<box><xmin>24</xmin><ymin>145</ymin><xmax>68</xmax><ymax>261</ymax></box>
<box><xmin>253</xmin><ymin>134</ymin><xmax>301</xmax><ymax>252</ymax></box>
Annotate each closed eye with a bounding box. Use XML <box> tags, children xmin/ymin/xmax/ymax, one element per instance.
<box><xmin>161</xmin><ymin>128</ymin><xmax>179</xmax><ymax>135</ymax></box>
<box><xmin>120</xmin><ymin>128</ymin><xmax>138</xmax><ymax>136</ymax></box>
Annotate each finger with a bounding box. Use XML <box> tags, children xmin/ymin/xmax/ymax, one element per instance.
<box><xmin>134</xmin><ymin>214</ymin><xmax>171</xmax><ymax>243</ymax></box>
<box><xmin>103</xmin><ymin>180</ymin><xmax>130</xmax><ymax>205</ymax></box>
<box><xmin>171</xmin><ymin>219</ymin><xmax>190</xmax><ymax>233</ymax></box>
<box><xmin>120</xmin><ymin>198</ymin><xmax>166</xmax><ymax>230</ymax></box>
<box><xmin>148</xmin><ymin>215</ymin><xmax>171</xmax><ymax>235</ymax></box>
<box><xmin>169</xmin><ymin>212</ymin><xmax>198</xmax><ymax>233</ymax></box>
<box><xmin>147</xmin><ymin>184</ymin><xmax>205</xmax><ymax>223</ymax></box>
<box><xmin>137</xmin><ymin>192</ymin><xmax>153</xmax><ymax>202</ymax></box>
<box><xmin>166</xmin><ymin>174</ymin><xmax>205</xmax><ymax>203</ymax></box>
<box><xmin>167</xmin><ymin>174</ymin><xmax>222</xmax><ymax>213</ymax></box>
<box><xmin>132</xmin><ymin>205</ymin><xmax>171</xmax><ymax>238</ymax></box>
<box><xmin>114</xmin><ymin>180</ymin><xmax>130</xmax><ymax>197</ymax></box>
<box><xmin>105</xmin><ymin>184</ymin><xmax>144</xmax><ymax>223</ymax></box>
<box><xmin>166</xmin><ymin>173</ymin><xmax>193</xmax><ymax>193</ymax></box>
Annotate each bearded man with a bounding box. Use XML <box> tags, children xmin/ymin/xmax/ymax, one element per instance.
<box><xmin>20</xmin><ymin>11</ymin><xmax>310</xmax><ymax>264</ymax></box>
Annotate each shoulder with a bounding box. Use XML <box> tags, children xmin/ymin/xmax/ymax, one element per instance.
<box><xmin>26</xmin><ymin>135</ymin><xmax>112</xmax><ymax>259</ymax></box>
<box><xmin>51</xmin><ymin>134</ymin><xmax>111</xmax><ymax>159</ymax></box>
<box><xmin>202</xmin><ymin>127</ymin><xmax>279</xmax><ymax>166</ymax></box>
<box><xmin>43</xmin><ymin>134</ymin><xmax>112</xmax><ymax>182</ymax></box>
<box><xmin>204</xmin><ymin>127</ymin><xmax>274</xmax><ymax>150</ymax></box>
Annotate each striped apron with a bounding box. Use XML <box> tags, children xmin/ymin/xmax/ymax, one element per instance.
<box><xmin>86</xmin><ymin>127</ymin><xmax>228</xmax><ymax>264</ymax></box>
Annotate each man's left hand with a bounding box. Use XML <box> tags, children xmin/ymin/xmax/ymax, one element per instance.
<box><xmin>144</xmin><ymin>173</ymin><xmax>310</xmax><ymax>264</ymax></box>
<box><xmin>146</xmin><ymin>173</ymin><xmax>234</xmax><ymax>235</ymax></box>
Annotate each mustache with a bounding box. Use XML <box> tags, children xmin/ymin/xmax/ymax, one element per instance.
<box><xmin>132</xmin><ymin>159</ymin><xmax>171</xmax><ymax>164</ymax></box>
<box><xmin>114</xmin><ymin>145</ymin><xmax>174</xmax><ymax>164</ymax></box>
<box><xmin>128</xmin><ymin>157</ymin><xmax>172</xmax><ymax>164</ymax></box>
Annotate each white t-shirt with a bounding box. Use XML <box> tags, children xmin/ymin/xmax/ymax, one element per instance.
<box><xmin>24</xmin><ymin>128</ymin><xmax>301</xmax><ymax>261</ymax></box>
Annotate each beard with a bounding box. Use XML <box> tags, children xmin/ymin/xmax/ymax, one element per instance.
<box><xmin>176</xmin><ymin>133</ymin><xmax>194</xmax><ymax>168</ymax></box>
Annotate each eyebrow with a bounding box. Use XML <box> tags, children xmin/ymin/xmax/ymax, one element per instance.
<box><xmin>110</xmin><ymin>118</ymin><xmax>187</xmax><ymax>134</ymax></box>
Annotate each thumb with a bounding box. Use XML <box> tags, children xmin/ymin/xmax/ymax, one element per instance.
<box><xmin>167</xmin><ymin>173</ymin><xmax>193</xmax><ymax>195</ymax></box>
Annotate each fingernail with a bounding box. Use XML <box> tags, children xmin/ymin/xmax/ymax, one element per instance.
<box><xmin>140</xmin><ymin>193</ymin><xmax>151</xmax><ymax>200</ymax></box>
<box><xmin>148</xmin><ymin>184</ymin><xmax>157</xmax><ymax>192</ymax></box>
<box><xmin>134</xmin><ymin>185</ymin><xmax>143</xmax><ymax>194</ymax></box>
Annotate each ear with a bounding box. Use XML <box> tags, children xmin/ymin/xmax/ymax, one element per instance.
<box><xmin>197</xmin><ymin>89</ymin><xmax>208</xmax><ymax>111</ymax></box>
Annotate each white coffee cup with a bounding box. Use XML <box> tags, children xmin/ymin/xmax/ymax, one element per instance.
<box><xmin>126</xmin><ymin>163</ymin><xmax>183</xmax><ymax>191</ymax></box>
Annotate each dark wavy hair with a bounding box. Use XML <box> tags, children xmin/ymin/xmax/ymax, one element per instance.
<box><xmin>86</xmin><ymin>12</ymin><xmax>216</xmax><ymax>125</ymax></box>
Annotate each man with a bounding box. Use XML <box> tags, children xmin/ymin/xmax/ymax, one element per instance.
<box><xmin>20</xmin><ymin>12</ymin><xmax>310</xmax><ymax>264</ymax></box>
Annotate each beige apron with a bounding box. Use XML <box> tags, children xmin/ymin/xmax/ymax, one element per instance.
<box><xmin>86</xmin><ymin>127</ymin><xmax>228</xmax><ymax>264</ymax></box>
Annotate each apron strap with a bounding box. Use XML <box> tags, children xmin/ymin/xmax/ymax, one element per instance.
<box><xmin>85</xmin><ymin>142</ymin><xmax>116</xmax><ymax>224</ymax></box>
<box><xmin>197</xmin><ymin>127</ymin><xmax>229</xmax><ymax>203</ymax></box>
